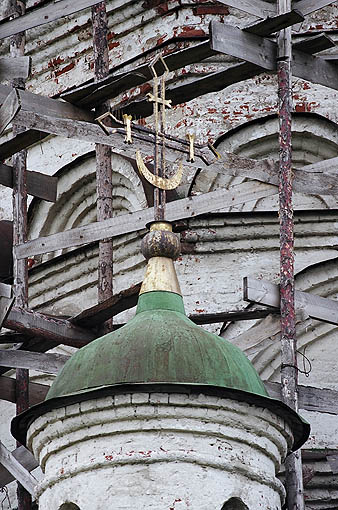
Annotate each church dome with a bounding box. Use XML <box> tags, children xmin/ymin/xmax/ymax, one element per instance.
<box><xmin>46</xmin><ymin>290</ymin><xmax>268</xmax><ymax>400</ymax></box>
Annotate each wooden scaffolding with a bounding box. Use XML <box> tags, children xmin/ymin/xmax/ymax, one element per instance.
<box><xmin>0</xmin><ymin>1</ymin><xmax>338</xmax><ymax>508</ymax></box>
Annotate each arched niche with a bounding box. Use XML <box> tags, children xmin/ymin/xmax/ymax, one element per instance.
<box><xmin>28</xmin><ymin>151</ymin><xmax>148</xmax><ymax>262</ymax></box>
<box><xmin>58</xmin><ymin>504</ymin><xmax>80</xmax><ymax>510</ymax></box>
<box><xmin>221</xmin><ymin>497</ymin><xmax>249</xmax><ymax>510</ymax></box>
<box><xmin>191</xmin><ymin>112</ymin><xmax>338</xmax><ymax>212</ymax></box>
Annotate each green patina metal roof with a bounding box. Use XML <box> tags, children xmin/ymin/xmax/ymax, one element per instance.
<box><xmin>47</xmin><ymin>291</ymin><xmax>268</xmax><ymax>400</ymax></box>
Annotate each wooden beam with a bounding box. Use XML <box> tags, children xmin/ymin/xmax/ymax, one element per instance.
<box><xmin>60</xmin><ymin>40</ymin><xmax>217</xmax><ymax>108</ymax></box>
<box><xmin>0</xmin><ymin>57</ymin><xmax>31</xmax><ymax>81</ymax></box>
<box><xmin>0</xmin><ymin>445</ymin><xmax>40</xmax><ymax>489</ymax></box>
<box><xmin>244</xmin><ymin>277</ymin><xmax>338</xmax><ymax>326</ymax></box>
<box><xmin>0</xmin><ymin>296</ymin><xmax>14</xmax><ymax>331</ymax></box>
<box><xmin>0</xmin><ymin>163</ymin><xmax>57</xmax><ymax>202</ymax></box>
<box><xmin>0</xmin><ymin>376</ymin><xmax>48</xmax><ymax>405</ymax></box>
<box><xmin>216</xmin><ymin>0</ymin><xmax>276</xmax><ymax>18</ymax></box>
<box><xmin>0</xmin><ymin>0</ymin><xmax>101</xmax><ymax>40</ymax></box>
<box><xmin>295</xmin><ymin>0</ymin><xmax>337</xmax><ymax>16</ymax></box>
<box><xmin>265</xmin><ymin>381</ymin><xmax>338</xmax><ymax>415</ymax></box>
<box><xmin>0</xmin><ymin>442</ymin><xmax>37</xmax><ymax>496</ymax></box>
<box><xmin>0</xmin><ymin>284</ymin><xmax>12</xmax><ymax>299</ymax></box>
<box><xmin>210</xmin><ymin>21</ymin><xmax>338</xmax><ymax>91</ymax></box>
<box><xmin>4</xmin><ymin>307</ymin><xmax>97</xmax><ymax>348</ymax></box>
<box><xmin>244</xmin><ymin>9</ymin><xmax>304</xmax><ymax>37</ymax></box>
<box><xmin>0</xmin><ymin>349</ymin><xmax>69</xmax><ymax>375</ymax></box>
<box><xmin>0</xmin><ymin>89</ymin><xmax>21</xmax><ymax>136</ymax></box>
<box><xmin>0</xmin><ymin>84</ymin><xmax>94</xmax><ymax>123</ymax></box>
<box><xmin>14</xmin><ymin>181</ymin><xmax>277</xmax><ymax>259</ymax></box>
<box><xmin>71</xmin><ymin>282</ymin><xmax>142</xmax><ymax>328</ymax></box>
<box><xmin>293</xmin><ymin>33</ymin><xmax>336</xmax><ymax>55</ymax></box>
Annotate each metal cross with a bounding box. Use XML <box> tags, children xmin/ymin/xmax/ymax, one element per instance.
<box><xmin>136</xmin><ymin>54</ymin><xmax>183</xmax><ymax>221</ymax></box>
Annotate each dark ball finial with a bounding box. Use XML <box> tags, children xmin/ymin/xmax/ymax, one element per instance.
<box><xmin>141</xmin><ymin>222</ymin><xmax>180</xmax><ymax>260</ymax></box>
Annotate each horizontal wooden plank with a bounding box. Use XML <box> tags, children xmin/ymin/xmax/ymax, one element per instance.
<box><xmin>0</xmin><ymin>441</ymin><xmax>37</xmax><ymax>496</ymax></box>
<box><xmin>0</xmin><ymin>0</ymin><xmax>101</xmax><ymax>40</ymax></box>
<box><xmin>0</xmin><ymin>375</ymin><xmax>49</xmax><ymax>405</ymax></box>
<box><xmin>15</xmin><ymin>181</ymin><xmax>277</xmax><ymax>259</ymax></box>
<box><xmin>265</xmin><ymin>381</ymin><xmax>338</xmax><ymax>415</ymax></box>
<box><xmin>0</xmin><ymin>163</ymin><xmax>57</xmax><ymax>202</ymax></box>
<box><xmin>210</xmin><ymin>21</ymin><xmax>338</xmax><ymax>91</ymax></box>
<box><xmin>293</xmin><ymin>33</ymin><xmax>336</xmax><ymax>55</ymax></box>
<box><xmin>71</xmin><ymin>282</ymin><xmax>142</xmax><ymax>328</ymax></box>
<box><xmin>295</xmin><ymin>0</ymin><xmax>337</xmax><ymax>16</ymax></box>
<box><xmin>121</xmin><ymin>61</ymin><xmax>264</xmax><ymax>119</ymax></box>
<box><xmin>5</xmin><ymin>107</ymin><xmax>338</xmax><ymax>198</ymax></box>
<box><xmin>0</xmin><ymin>84</ymin><xmax>94</xmax><ymax>123</ymax></box>
<box><xmin>0</xmin><ymin>129</ymin><xmax>49</xmax><ymax>160</ymax></box>
<box><xmin>0</xmin><ymin>56</ymin><xmax>31</xmax><ymax>81</ymax></box>
<box><xmin>4</xmin><ymin>307</ymin><xmax>97</xmax><ymax>348</ymax></box>
<box><xmin>189</xmin><ymin>308</ymin><xmax>278</xmax><ymax>324</ymax></box>
<box><xmin>62</xmin><ymin>40</ymin><xmax>217</xmax><ymax>108</ymax></box>
<box><xmin>293</xmin><ymin>47</ymin><xmax>338</xmax><ymax>91</ymax></box>
<box><xmin>210</xmin><ymin>21</ymin><xmax>277</xmax><ymax>70</ymax></box>
<box><xmin>0</xmin><ymin>89</ymin><xmax>21</xmax><ymax>136</ymax></box>
<box><xmin>0</xmin><ymin>445</ymin><xmax>40</xmax><ymax>489</ymax></box>
<box><xmin>0</xmin><ymin>284</ymin><xmax>11</xmax><ymax>299</ymax></box>
<box><xmin>244</xmin><ymin>277</ymin><xmax>338</xmax><ymax>326</ymax></box>
<box><xmin>244</xmin><ymin>9</ymin><xmax>304</xmax><ymax>37</ymax></box>
<box><xmin>217</xmin><ymin>0</ymin><xmax>276</xmax><ymax>18</ymax></box>
<box><xmin>0</xmin><ymin>349</ymin><xmax>69</xmax><ymax>375</ymax></box>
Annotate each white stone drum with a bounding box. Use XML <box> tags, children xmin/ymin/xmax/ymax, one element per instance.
<box><xmin>27</xmin><ymin>391</ymin><xmax>293</xmax><ymax>510</ymax></box>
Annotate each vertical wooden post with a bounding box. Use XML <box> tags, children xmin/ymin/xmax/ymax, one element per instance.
<box><xmin>277</xmin><ymin>1</ymin><xmax>304</xmax><ymax>508</ymax></box>
<box><xmin>91</xmin><ymin>1</ymin><xmax>113</xmax><ymax>322</ymax></box>
<box><xmin>9</xmin><ymin>0</ymin><xmax>31</xmax><ymax>508</ymax></box>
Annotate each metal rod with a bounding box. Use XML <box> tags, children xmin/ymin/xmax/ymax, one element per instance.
<box><xmin>277</xmin><ymin>1</ymin><xmax>305</xmax><ymax>508</ymax></box>
<box><xmin>92</xmin><ymin>1</ymin><xmax>113</xmax><ymax>328</ymax></box>
<box><xmin>10</xmin><ymin>0</ymin><xmax>31</xmax><ymax>507</ymax></box>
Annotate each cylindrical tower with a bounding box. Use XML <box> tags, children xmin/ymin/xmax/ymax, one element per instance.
<box><xmin>12</xmin><ymin>222</ymin><xmax>309</xmax><ymax>510</ymax></box>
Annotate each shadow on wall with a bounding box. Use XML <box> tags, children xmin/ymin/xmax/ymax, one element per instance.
<box><xmin>221</xmin><ymin>497</ymin><xmax>249</xmax><ymax>510</ymax></box>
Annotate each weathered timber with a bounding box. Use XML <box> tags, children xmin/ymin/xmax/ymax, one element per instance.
<box><xmin>189</xmin><ymin>308</ymin><xmax>278</xmax><ymax>324</ymax></box>
<box><xmin>71</xmin><ymin>282</ymin><xmax>142</xmax><ymax>328</ymax></box>
<box><xmin>92</xmin><ymin>2</ymin><xmax>113</xmax><ymax>316</ymax></box>
<box><xmin>0</xmin><ymin>129</ymin><xmax>49</xmax><ymax>160</ymax></box>
<box><xmin>0</xmin><ymin>446</ymin><xmax>40</xmax><ymax>489</ymax></box>
<box><xmin>0</xmin><ymin>349</ymin><xmax>69</xmax><ymax>375</ymax></box>
<box><xmin>0</xmin><ymin>0</ymin><xmax>101</xmax><ymax>40</ymax></box>
<box><xmin>0</xmin><ymin>283</ymin><xmax>12</xmax><ymax>298</ymax></box>
<box><xmin>3</xmin><ymin>111</ymin><xmax>338</xmax><ymax>196</ymax></box>
<box><xmin>0</xmin><ymin>376</ymin><xmax>48</xmax><ymax>405</ymax></box>
<box><xmin>0</xmin><ymin>442</ymin><xmax>37</xmax><ymax>496</ymax></box>
<box><xmin>293</xmin><ymin>33</ymin><xmax>336</xmax><ymax>55</ymax></box>
<box><xmin>0</xmin><ymin>56</ymin><xmax>31</xmax><ymax>81</ymax></box>
<box><xmin>62</xmin><ymin>40</ymin><xmax>216</xmax><ymax>107</ymax></box>
<box><xmin>15</xmin><ymin>181</ymin><xmax>277</xmax><ymax>259</ymax></box>
<box><xmin>265</xmin><ymin>381</ymin><xmax>338</xmax><ymax>415</ymax></box>
<box><xmin>244</xmin><ymin>277</ymin><xmax>338</xmax><ymax>326</ymax></box>
<box><xmin>295</xmin><ymin>0</ymin><xmax>338</xmax><ymax>16</ymax></box>
<box><xmin>210</xmin><ymin>21</ymin><xmax>338</xmax><ymax>91</ymax></box>
<box><xmin>244</xmin><ymin>9</ymin><xmax>304</xmax><ymax>37</ymax></box>
<box><xmin>0</xmin><ymin>296</ymin><xmax>14</xmax><ymax>330</ymax></box>
<box><xmin>277</xmin><ymin>3</ymin><xmax>304</xmax><ymax>503</ymax></box>
<box><xmin>210</xmin><ymin>21</ymin><xmax>277</xmax><ymax>70</ymax></box>
<box><xmin>0</xmin><ymin>84</ymin><xmax>94</xmax><ymax>122</ymax></box>
<box><xmin>0</xmin><ymin>88</ymin><xmax>21</xmax><ymax>136</ymax></box>
<box><xmin>4</xmin><ymin>307</ymin><xmax>97</xmax><ymax>348</ymax></box>
<box><xmin>216</xmin><ymin>0</ymin><xmax>276</xmax><ymax>18</ymax></box>
<box><xmin>0</xmin><ymin>163</ymin><xmax>57</xmax><ymax>202</ymax></box>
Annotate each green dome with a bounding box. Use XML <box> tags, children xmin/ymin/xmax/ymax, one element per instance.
<box><xmin>47</xmin><ymin>291</ymin><xmax>268</xmax><ymax>400</ymax></box>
